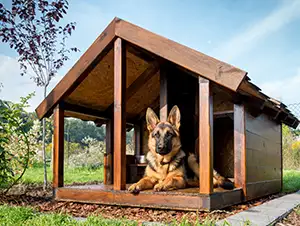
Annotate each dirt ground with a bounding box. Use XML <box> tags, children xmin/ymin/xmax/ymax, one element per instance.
<box><xmin>0</xmin><ymin>183</ymin><xmax>293</xmax><ymax>224</ymax></box>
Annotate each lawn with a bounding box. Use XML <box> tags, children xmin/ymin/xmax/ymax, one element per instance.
<box><xmin>0</xmin><ymin>205</ymin><xmax>138</xmax><ymax>226</ymax></box>
<box><xmin>282</xmin><ymin>170</ymin><xmax>300</xmax><ymax>193</ymax></box>
<box><xmin>22</xmin><ymin>164</ymin><xmax>103</xmax><ymax>185</ymax></box>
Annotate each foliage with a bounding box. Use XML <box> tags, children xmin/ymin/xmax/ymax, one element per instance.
<box><xmin>0</xmin><ymin>0</ymin><xmax>79</xmax><ymax>190</ymax></box>
<box><xmin>282</xmin><ymin>170</ymin><xmax>300</xmax><ymax>193</ymax></box>
<box><xmin>0</xmin><ymin>93</ymin><xmax>37</xmax><ymax>193</ymax></box>
<box><xmin>68</xmin><ymin>137</ymin><xmax>105</xmax><ymax>169</ymax></box>
<box><xmin>0</xmin><ymin>0</ymin><xmax>78</xmax><ymax>87</ymax></box>
<box><xmin>64</xmin><ymin>118</ymin><xmax>105</xmax><ymax>145</ymax></box>
<box><xmin>282</xmin><ymin>125</ymin><xmax>300</xmax><ymax>170</ymax></box>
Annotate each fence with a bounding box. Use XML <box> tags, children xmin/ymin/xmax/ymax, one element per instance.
<box><xmin>283</xmin><ymin>103</ymin><xmax>300</xmax><ymax>170</ymax></box>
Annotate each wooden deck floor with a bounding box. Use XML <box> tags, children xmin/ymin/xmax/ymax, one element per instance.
<box><xmin>64</xmin><ymin>183</ymin><xmax>233</xmax><ymax>194</ymax></box>
<box><xmin>56</xmin><ymin>183</ymin><xmax>243</xmax><ymax>211</ymax></box>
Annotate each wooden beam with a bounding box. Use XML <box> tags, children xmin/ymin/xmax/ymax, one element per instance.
<box><xmin>115</xmin><ymin>19</ymin><xmax>247</xmax><ymax>92</ymax></box>
<box><xmin>53</xmin><ymin>105</ymin><xmax>64</xmax><ymax>188</ymax></box>
<box><xmin>198</xmin><ymin>77</ymin><xmax>213</xmax><ymax>194</ymax></box>
<box><xmin>113</xmin><ymin>38</ymin><xmax>127</xmax><ymax>190</ymax></box>
<box><xmin>160</xmin><ymin>65</ymin><xmax>168</xmax><ymax>121</ymax></box>
<box><xmin>62</xmin><ymin>102</ymin><xmax>109</xmax><ymax>119</ymax></box>
<box><xmin>134</xmin><ymin>124</ymin><xmax>141</xmax><ymax>156</ymax></box>
<box><xmin>35</xmin><ymin>18</ymin><xmax>118</xmax><ymax>119</ymax></box>
<box><xmin>234</xmin><ymin>103</ymin><xmax>247</xmax><ymax>198</ymax></box>
<box><xmin>127</xmin><ymin>43</ymin><xmax>156</xmax><ymax>62</ymax></box>
<box><xmin>104</xmin><ymin>119</ymin><xmax>113</xmax><ymax>185</ymax></box>
<box><xmin>104</xmin><ymin>62</ymin><xmax>160</xmax><ymax>116</ymax></box>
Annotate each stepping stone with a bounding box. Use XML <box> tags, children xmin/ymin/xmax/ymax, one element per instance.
<box><xmin>216</xmin><ymin>191</ymin><xmax>300</xmax><ymax>226</ymax></box>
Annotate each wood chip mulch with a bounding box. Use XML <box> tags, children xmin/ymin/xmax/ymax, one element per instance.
<box><xmin>0</xmin><ymin>184</ymin><xmax>295</xmax><ymax>224</ymax></box>
<box><xmin>275</xmin><ymin>206</ymin><xmax>300</xmax><ymax>226</ymax></box>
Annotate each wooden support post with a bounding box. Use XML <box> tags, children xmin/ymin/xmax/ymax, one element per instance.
<box><xmin>53</xmin><ymin>105</ymin><xmax>64</xmax><ymax>188</ymax></box>
<box><xmin>160</xmin><ymin>65</ymin><xmax>168</xmax><ymax>121</ymax></box>
<box><xmin>198</xmin><ymin>77</ymin><xmax>213</xmax><ymax>194</ymax></box>
<box><xmin>113</xmin><ymin>38</ymin><xmax>127</xmax><ymax>190</ymax></box>
<box><xmin>280</xmin><ymin>123</ymin><xmax>283</xmax><ymax>192</ymax></box>
<box><xmin>134</xmin><ymin>124</ymin><xmax>141</xmax><ymax>156</ymax></box>
<box><xmin>104</xmin><ymin>119</ymin><xmax>113</xmax><ymax>185</ymax></box>
<box><xmin>234</xmin><ymin>104</ymin><xmax>247</xmax><ymax>197</ymax></box>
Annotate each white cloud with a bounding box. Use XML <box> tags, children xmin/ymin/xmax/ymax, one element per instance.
<box><xmin>212</xmin><ymin>0</ymin><xmax>300</xmax><ymax>62</ymax></box>
<box><xmin>260</xmin><ymin>68</ymin><xmax>300</xmax><ymax>105</ymax></box>
<box><xmin>0</xmin><ymin>55</ymin><xmax>45</xmax><ymax>112</ymax></box>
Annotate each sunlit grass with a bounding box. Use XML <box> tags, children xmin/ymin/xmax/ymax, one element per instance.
<box><xmin>0</xmin><ymin>204</ymin><xmax>137</xmax><ymax>226</ymax></box>
<box><xmin>22</xmin><ymin>165</ymin><xmax>103</xmax><ymax>185</ymax></box>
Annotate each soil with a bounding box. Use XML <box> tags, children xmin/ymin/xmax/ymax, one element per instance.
<box><xmin>275</xmin><ymin>206</ymin><xmax>300</xmax><ymax>226</ymax></box>
<box><xmin>0</xmin><ymin>183</ymin><xmax>294</xmax><ymax>224</ymax></box>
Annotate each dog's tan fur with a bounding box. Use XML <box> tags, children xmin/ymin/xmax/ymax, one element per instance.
<box><xmin>187</xmin><ymin>150</ymin><xmax>234</xmax><ymax>190</ymax></box>
<box><xmin>128</xmin><ymin>105</ymin><xmax>186</xmax><ymax>193</ymax></box>
<box><xmin>128</xmin><ymin>105</ymin><xmax>234</xmax><ymax>193</ymax></box>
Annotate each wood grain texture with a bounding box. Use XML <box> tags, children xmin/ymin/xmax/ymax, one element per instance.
<box><xmin>198</xmin><ymin>77</ymin><xmax>213</xmax><ymax>194</ymax></box>
<box><xmin>53</xmin><ymin>106</ymin><xmax>64</xmax><ymax>188</ymax></box>
<box><xmin>134</xmin><ymin>124</ymin><xmax>141</xmax><ymax>156</ymax></box>
<box><xmin>104</xmin><ymin>62</ymin><xmax>160</xmax><ymax>117</ymax></box>
<box><xmin>55</xmin><ymin>185</ymin><xmax>243</xmax><ymax>211</ymax></box>
<box><xmin>56</xmin><ymin>187</ymin><xmax>207</xmax><ymax>210</ymax></box>
<box><xmin>160</xmin><ymin>64</ymin><xmax>168</xmax><ymax>121</ymax></box>
<box><xmin>36</xmin><ymin>18</ymin><xmax>117</xmax><ymax>119</ymax></box>
<box><xmin>115</xmin><ymin>19</ymin><xmax>247</xmax><ymax>92</ymax></box>
<box><xmin>113</xmin><ymin>38</ymin><xmax>127</xmax><ymax>190</ymax></box>
<box><xmin>210</xmin><ymin>188</ymin><xmax>243</xmax><ymax>210</ymax></box>
<box><xmin>234</xmin><ymin>104</ymin><xmax>246</xmax><ymax>197</ymax></box>
<box><xmin>245</xmin><ymin>112</ymin><xmax>282</xmax><ymax>200</ymax></box>
<box><xmin>105</xmin><ymin>120</ymin><xmax>113</xmax><ymax>185</ymax></box>
<box><xmin>246</xmin><ymin>180</ymin><xmax>281</xmax><ymax>201</ymax></box>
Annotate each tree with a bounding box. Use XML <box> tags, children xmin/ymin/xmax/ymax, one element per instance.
<box><xmin>0</xmin><ymin>0</ymin><xmax>78</xmax><ymax>190</ymax></box>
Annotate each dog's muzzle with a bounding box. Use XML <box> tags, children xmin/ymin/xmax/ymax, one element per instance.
<box><xmin>156</xmin><ymin>143</ymin><xmax>172</xmax><ymax>155</ymax></box>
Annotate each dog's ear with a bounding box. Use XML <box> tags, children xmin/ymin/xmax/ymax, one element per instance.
<box><xmin>146</xmin><ymin>108</ymin><xmax>160</xmax><ymax>131</ymax></box>
<box><xmin>167</xmin><ymin>105</ymin><xmax>181</xmax><ymax>130</ymax></box>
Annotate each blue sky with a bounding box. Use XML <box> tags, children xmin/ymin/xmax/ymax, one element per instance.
<box><xmin>1</xmin><ymin>0</ymin><xmax>300</xmax><ymax>112</ymax></box>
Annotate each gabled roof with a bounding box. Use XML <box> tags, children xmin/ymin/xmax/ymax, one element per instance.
<box><xmin>35</xmin><ymin>17</ymin><xmax>299</xmax><ymax>128</ymax></box>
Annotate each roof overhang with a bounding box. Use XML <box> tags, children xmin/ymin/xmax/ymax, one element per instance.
<box><xmin>35</xmin><ymin>17</ymin><xmax>299</xmax><ymax>129</ymax></box>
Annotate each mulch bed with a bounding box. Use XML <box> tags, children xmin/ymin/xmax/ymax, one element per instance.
<box><xmin>0</xmin><ymin>184</ymin><xmax>294</xmax><ymax>224</ymax></box>
<box><xmin>275</xmin><ymin>206</ymin><xmax>300</xmax><ymax>226</ymax></box>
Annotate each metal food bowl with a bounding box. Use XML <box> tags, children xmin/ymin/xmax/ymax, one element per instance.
<box><xmin>136</xmin><ymin>155</ymin><xmax>146</xmax><ymax>164</ymax></box>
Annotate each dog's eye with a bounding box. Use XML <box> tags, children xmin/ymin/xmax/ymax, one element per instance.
<box><xmin>153</xmin><ymin>132</ymin><xmax>160</xmax><ymax>138</ymax></box>
<box><xmin>166</xmin><ymin>131</ymin><xmax>173</xmax><ymax>138</ymax></box>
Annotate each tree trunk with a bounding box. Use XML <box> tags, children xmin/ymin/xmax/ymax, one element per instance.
<box><xmin>42</xmin><ymin>85</ymin><xmax>48</xmax><ymax>190</ymax></box>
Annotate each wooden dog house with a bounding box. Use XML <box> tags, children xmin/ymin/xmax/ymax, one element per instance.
<box><xmin>35</xmin><ymin>17</ymin><xmax>299</xmax><ymax>211</ymax></box>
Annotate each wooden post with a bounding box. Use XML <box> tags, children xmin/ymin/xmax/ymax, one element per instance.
<box><xmin>104</xmin><ymin>119</ymin><xmax>113</xmax><ymax>185</ymax></box>
<box><xmin>113</xmin><ymin>38</ymin><xmax>127</xmax><ymax>190</ymax></box>
<box><xmin>160</xmin><ymin>65</ymin><xmax>168</xmax><ymax>121</ymax></box>
<box><xmin>198</xmin><ymin>77</ymin><xmax>213</xmax><ymax>194</ymax></box>
<box><xmin>234</xmin><ymin>104</ymin><xmax>247</xmax><ymax>197</ymax></box>
<box><xmin>134</xmin><ymin>124</ymin><xmax>141</xmax><ymax>156</ymax></box>
<box><xmin>53</xmin><ymin>105</ymin><xmax>64</xmax><ymax>188</ymax></box>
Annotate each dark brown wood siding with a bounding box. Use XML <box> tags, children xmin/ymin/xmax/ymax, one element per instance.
<box><xmin>245</xmin><ymin>111</ymin><xmax>281</xmax><ymax>200</ymax></box>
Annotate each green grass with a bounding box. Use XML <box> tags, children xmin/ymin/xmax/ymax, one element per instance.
<box><xmin>282</xmin><ymin>170</ymin><xmax>300</xmax><ymax>193</ymax></box>
<box><xmin>0</xmin><ymin>205</ymin><xmax>219</xmax><ymax>226</ymax></box>
<box><xmin>22</xmin><ymin>165</ymin><xmax>103</xmax><ymax>185</ymax></box>
<box><xmin>0</xmin><ymin>204</ymin><xmax>137</xmax><ymax>226</ymax></box>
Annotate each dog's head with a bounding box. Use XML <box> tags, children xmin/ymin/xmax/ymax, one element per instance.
<box><xmin>146</xmin><ymin>105</ymin><xmax>181</xmax><ymax>156</ymax></box>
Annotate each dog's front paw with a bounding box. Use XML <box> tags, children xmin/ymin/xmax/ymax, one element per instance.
<box><xmin>128</xmin><ymin>183</ymin><xmax>141</xmax><ymax>194</ymax></box>
<box><xmin>154</xmin><ymin>183</ymin><xmax>167</xmax><ymax>192</ymax></box>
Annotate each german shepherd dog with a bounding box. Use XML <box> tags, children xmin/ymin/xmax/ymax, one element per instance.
<box><xmin>128</xmin><ymin>105</ymin><xmax>234</xmax><ymax>193</ymax></box>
